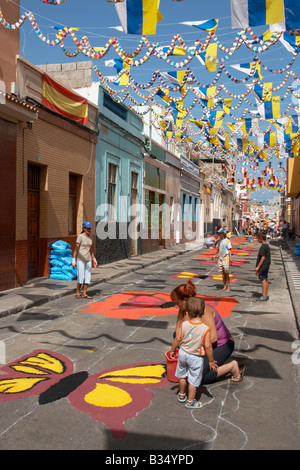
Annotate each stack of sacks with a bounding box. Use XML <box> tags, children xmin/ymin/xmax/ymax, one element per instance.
<box><xmin>50</xmin><ymin>240</ymin><xmax>77</xmax><ymax>281</ymax></box>
<box><xmin>294</xmin><ymin>244</ymin><xmax>300</xmax><ymax>256</ymax></box>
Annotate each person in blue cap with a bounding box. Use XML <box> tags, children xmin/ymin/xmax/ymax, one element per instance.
<box><xmin>72</xmin><ymin>221</ymin><xmax>97</xmax><ymax>299</ymax></box>
<box><xmin>213</xmin><ymin>227</ymin><xmax>232</xmax><ymax>292</ymax></box>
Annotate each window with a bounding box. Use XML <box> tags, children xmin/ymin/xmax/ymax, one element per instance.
<box><xmin>189</xmin><ymin>196</ymin><xmax>193</xmax><ymax>222</ymax></box>
<box><xmin>108</xmin><ymin>163</ymin><xmax>117</xmax><ymax>220</ymax></box>
<box><xmin>182</xmin><ymin>194</ymin><xmax>186</xmax><ymax>221</ymax></box>
<box><xmin>131</xmin><ymin>172</ymin><xmax>138</xmax><ymax>215</ymax></box>
<box><xmin>148</xmin><ymin>191</ymin><xmax>155</xmax><ymax>228</ymax></box>
<box><xmin>69</xmin><ymin>174</ymin><xmax>77</xmax><ymax>235</ymax></box>
<box><xmin>170</xmin><ymin>197</ymin><xmax>174</xmax><ymax>224</ymax></box>
<box><xmin>131</xmin><ymin>172</ymin><xmax>138</xmax><ymax>191</ymax></box>
<box><xmin>194</xmin><ymin>198</ymin><xmax>198</xmax><ymax>222</ymax></box>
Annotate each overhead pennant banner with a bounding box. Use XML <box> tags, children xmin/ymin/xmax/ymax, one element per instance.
<box><xmin>258</xmin><ymin>96</ymin><xmax>281</xmax><ymax>120</ymax></box>
<box><xmin>208</xmin><ymin>110</ymin><xmax>224</xmax><ymax>128</ymax></box>
<box><xmin>198</xmin><ymin>86</ymin><xmax>216</xmax><ymax>108</ymax></box>
<box><xmin>231</xmin><ymin>0</ymin><xmax>284</xmax><ymax>28</ymax></box>
<box><xmin>230</xmin><ymin>62</ymin><xmax>263</xmax><ymax>80</ymax></box>
<box><xmin>264</xmin><ymin>131</ymin><xmax>277</xmax><ymax>148</ymax></box>
<box><xmin>159</xmin><ymin>46</ymin><xmax>186</xmax><ymax>56</ymax></box>
<box><xmin>114</xmin><ymin>0</ymin><xmax>163</xmax><ymax>35</ymax></box>
<box><xmin>248</xmin><ymin>82</ymin><xmax>273</xmax><ymax>103</ymax></box>
<box><xmin>219</xmin><ymin>98</ymin><xmax>232</xmax><ymax>115</ymax></box>
<box><xmin>269</xmin><ymin>0</ymin><xmax>300</xmax><ymax>31</ymax></box>
<box><xmin>231</xmin><ymin>0</ymin><xmax>300</xmax><ymax>30</ymax></box>
<box><xmin>105</xmin><ymin>58</ymin><xmax>130</xmax><ymax>85</ymax></box>
<box><xmin>160</xmin><ymin>70</ymin><xmax>194</xmax><ymax>94</ymax></box>
<box><xmin>279</xmin><ymin>32</ymin><xmax>300</xmax><ymax>53</ymax></box>
<box><xmin>197</xmin><ymin>43</ymin><xmax>218</xmax><ymax>72</ymax></box>
<box><xmin>179</xmin><ymin>19</ymin><xmax>219</xmax><ymax>33</ymax></box>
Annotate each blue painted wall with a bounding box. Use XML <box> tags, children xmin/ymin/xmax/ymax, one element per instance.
<box><xmin>95</xmin><ymin>87</ymin><xmax>144</xmax><ymax>263</ymax></box>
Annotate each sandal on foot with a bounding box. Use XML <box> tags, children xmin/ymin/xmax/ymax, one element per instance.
<box><xmin>231</xmin><ymin>364</ymin><xmax>246</xmax><ymax>383</ymax></box>
<box><xmin>82</xmin><ymin>295</ymin><xmax>93</xmax><ymax>299</ymax></box>
<box><xmin>177</xmin><ymin>394</ymin><xmax>187</xmax><ymax>403</ymax></box>
<box><xmin>185</xmin><ymin>399</ymin><xmax>203</xmax><ymax>409</ymax></box>
<box><xmin>75</xmin><ymin>294</ymin><xmax>81</xmax><ymax>299</ymax></box>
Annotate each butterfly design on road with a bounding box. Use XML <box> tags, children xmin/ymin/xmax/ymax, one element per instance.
<box><xmin>0</xmin><ymin>350</ymin><xmax>168</xmax><ymax>439</ymax></box>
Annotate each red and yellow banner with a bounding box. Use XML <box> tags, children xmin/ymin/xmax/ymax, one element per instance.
<box><xmin>42</xmin><ymin>73</ymin><xmax>88</xmax><ymax>125</ymax></box>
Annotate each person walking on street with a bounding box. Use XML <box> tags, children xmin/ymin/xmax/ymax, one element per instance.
<box><xmin>72</xmin><ymin>221</ymin><xmax>97</xmax><ymax>299</ymax></box>
<box><xmin>269</xmin><ymin>220</ymin><xmax>275</xmax><ymax>239</ymax></box>
<box><xmin>213</xmin><ymin>228</ymin><xmax>232</xmax><ymax>292</ymax></box>
<box><xmin>170</xmin><ymin>297</ymin><xmax>218</xmax><ymax>409</ymax></box>
<box><xmin>282</xmin><ymin>220</ymin><xmax>289</xmax><ymax>240</ymax></box>
<box><xmin>255</xmin><ymin>232</ymin><xmax>271</xmax><ymax>301</ymax></box>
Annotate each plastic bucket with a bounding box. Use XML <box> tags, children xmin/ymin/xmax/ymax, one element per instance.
<box><xmin>165</xmin><ymin>350</ymin><xmax>179</xmax><ymax>383</ymax></box>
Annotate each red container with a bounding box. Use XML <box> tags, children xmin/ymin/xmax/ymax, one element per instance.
<box><xmin>165</xmin><ymin>350</ymin><xmax>179</xmax><ymax>383</ymax></box>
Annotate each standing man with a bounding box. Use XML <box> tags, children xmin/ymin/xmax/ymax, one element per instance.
<box><xmin>283</xmin><ymin>220</ymin><xmax>289</xmax><ymax>239</ymax></box>
<box><xmin>269</xmin><ymin>220</ymin><xmax>275</xmax><ymax>239</ymax></box>
<box><xmin>255</xmin><ymin>232</ymin><xmax>271</xmax><ymax>301</ymax></box>
<box><xmin>213</xmin><ymin>228</ymin><xmax>232</xmax><ymax>293</ymax></box>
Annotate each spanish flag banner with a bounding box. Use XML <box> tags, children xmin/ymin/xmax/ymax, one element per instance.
<box><xmin>42</xmin><ymin>74</ymin><xmax>88</xmax><ymax>125</ymax></box>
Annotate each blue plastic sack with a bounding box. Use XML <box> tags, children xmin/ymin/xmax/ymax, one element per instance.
<box><xmin>51</xmin><ymin>253</ymin><xmax>63</xmax><ymax>260</ymax></box>
<box><xmin>50</xmin><ymin>259</ymin><xmax>65</xmax><ymax>268</ymax></box>
<box><xmin>51</xmin><ymin>267</ymin><xmax>62</xmax><ymax>273</ymax></box>
<box><xmin>50</xmin><ymin>273</ymin><xmax>74</xmax><ymax>281</ymax></box>
<box><xmin>60</xmin><ymin>256</ymin><xmax>73</xmax><ymax>266</ymax></box>
<box><xmin>51</xmin><ymin>240</ymin><xmax>71</xmax><ymax>251</ymax></box>
<box><xmin>51</xmin><ymin>248</ymin><xmax>67</xmax><ymax>256</ymax></box>
<box><xmin>62</xmin><ymin>265</ymin><xmax>77</xmax><ymax>276</ymax></box>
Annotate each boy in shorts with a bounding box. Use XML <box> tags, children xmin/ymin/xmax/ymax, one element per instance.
<box><xmin>170</xmin><ymin>297</ymin><xmax>218</xmax><ymax>409</ymax></box>
<box><xmin>255</xmin><ymin>232</ymin><xmax>271</xmax><ymax>301</ymax></box>
<box><xmin>213</xmin><ymin>227</ymin><xmax>232</xmax><ymax>292</ymax></box>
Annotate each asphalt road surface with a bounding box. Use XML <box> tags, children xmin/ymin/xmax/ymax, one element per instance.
<box><xmin>0</xmin><ymin>238</ymin><xmax>299</xmax><ymax>452</ymax></box>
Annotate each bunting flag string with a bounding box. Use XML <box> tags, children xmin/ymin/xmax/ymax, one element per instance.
<box><xmin>1</xmin><ymin>4</ymin><xmax>300</xmax><ymax>195</ymax></box>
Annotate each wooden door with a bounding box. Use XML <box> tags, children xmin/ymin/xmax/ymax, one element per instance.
<box><xmin>27</xmin><ymin>165</ymin><xmax>40</xmax><ymax>279</ymax></box>
<box><xmin>0</xmin><ymin>118</ymin><xmax>16</xmax><ymax>290</ymax></box>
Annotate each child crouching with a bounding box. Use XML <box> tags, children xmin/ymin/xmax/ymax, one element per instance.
<box><xmin>170</xmin><ymin>297</ymin><xmax>218</xmax><ymax>409</ymax></box>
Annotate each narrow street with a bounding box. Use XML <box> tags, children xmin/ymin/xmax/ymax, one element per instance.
<box><xmin>0</xmin><ymin>237</ymin><xmax>299</xmax><ymax>451</ymax></box>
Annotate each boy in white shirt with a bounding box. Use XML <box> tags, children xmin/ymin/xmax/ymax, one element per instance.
<box><xmin>170</xmin><ymin>297</ymin><xmax>218</xmax><ymax>409</ymax></box>
<box><xmin>213</xmin><ymin>227</ymin><xmax>232</xmax><ymax>292</ymax></box>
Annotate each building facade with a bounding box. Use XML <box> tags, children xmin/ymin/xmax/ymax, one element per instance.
<box><xmin>76</xmin><ymin>82</ymin><xmax>144</xmax><ymax>264</ymax></box>
<box><xmin>12</xmin><ymin>57</ymin><xmax>98</xmax><ymax>287</ymax></box>
<box><xmin>96</xmin><ymin>86</ymin><xmax>144</xmax><ymax>263</ymax></box>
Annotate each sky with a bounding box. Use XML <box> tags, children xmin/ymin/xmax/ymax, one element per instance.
<box><xmin>5</xmin><ymin>0</ymin><xmax>299</xmax><ymax>204</ymax></box>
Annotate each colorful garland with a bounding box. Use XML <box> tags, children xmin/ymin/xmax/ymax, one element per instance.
<box><xmin>1</xmin><ymin>6</ymin><xmax>298</xmax><ymax>192</ymax></box>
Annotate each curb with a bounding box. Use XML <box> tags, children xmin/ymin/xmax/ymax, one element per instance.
<box><xmin>0</xmin><ymin>244</ymin><xmax>201</xmax><ymax>319</ymax></box>
<box><xmin>278</xmin><ymin>240</ymin><xmax>300</xmax><ymax>337</ymax></box>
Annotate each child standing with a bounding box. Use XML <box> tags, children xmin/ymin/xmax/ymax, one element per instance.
<box><xmin>170</xmin><ymin>297</ymin><xmax>218</xmax><ymax>409</ymax></box>
<box><xmin>255</xmin><ymin>232</ymin><xmax>271</xmax><ymax>301</ymax></box>
<box><xmin>213</xmin><ymin>227</ymin><xmax>232</xmax><ymax>292</ymax></box>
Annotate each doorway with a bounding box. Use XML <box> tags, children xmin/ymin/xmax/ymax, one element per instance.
<box><xmin>27</xmin><ymin>164</ymin><xmax>40</xmax><ymax>279</ymax></box>
<box><xmin>130</xmin><ymin>172</ymin><xmax>138</xmax><ymax>256</ymax></box>
<box><xmin>159</xmin><ymin>193</ymin><xmax>164</xmax><ymax>247</ymax></box>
